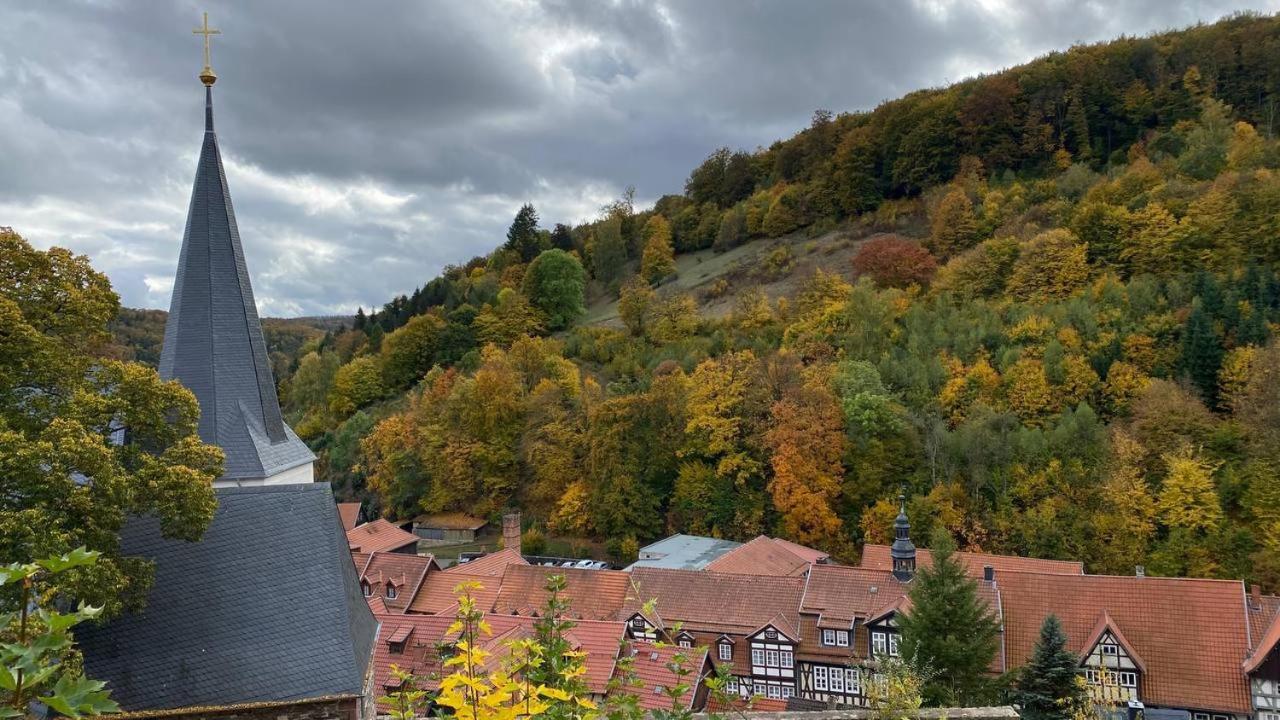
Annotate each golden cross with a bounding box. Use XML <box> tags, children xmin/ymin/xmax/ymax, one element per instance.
<box><xmin>192</xmin><ymin>12</ymin><xmax>221</xmax><ymax>85</ymax></box>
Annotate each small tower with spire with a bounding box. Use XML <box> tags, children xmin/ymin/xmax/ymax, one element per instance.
<box><xmin>159</xmin><ymin>13</ymin><xmax>315</xmax><ymax>486</ymax></box>
<box><xmin>890</xmin><ymin>491</ymin><xmax>917</xmax><ymax>581</ymax></box>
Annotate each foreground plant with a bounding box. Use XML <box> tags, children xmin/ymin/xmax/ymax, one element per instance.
<box><xmin>0</xmin><ymin>548</ymin><xmax>118</xmax><ymax>718</ymax></box>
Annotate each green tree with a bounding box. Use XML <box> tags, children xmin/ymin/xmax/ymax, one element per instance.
<box><xmin>328</xmin><ymin>355</ymin><xmax>385</xmax><ymax>417</ymax></box>
<box><xmin>898</xmin><ymin>528</ymin><xmax>1000</xmax><ymax>706</ymax></box>
<box><xmin>590</xmin><ymin>216</ymin><xmax>628</xmax><ymax>286</ymax></box>
<box><xmin>1013</xmin><ymin>615</ymin><xmax>1089</xmax><ymax>720</ymax></box>
<box><xmin>0</xmin><ymin>231</ymin><xmax>221</xmax><ymax>616</ymax></box>
<box><xmin>523</xmin><ymin>250</ymin><xmax>586</xmax><ymax>330</ymax></box>
<box><xmin>1007</xmin><ymin>229</ymin><xmax>1091</xmax><ymax>302</ymax></box>
<box><xmin>1179</xmin><ymin>301</ymin><xmax>1224</xmax><ymax>404</ymax></box>
<box><xmin>380</xmin><ymin>313</ymin><xmax>445</xmax><ymax>390</ymax></box>
<box><xmin>640</xmin><ymin>216</ymin><xmax>677</xmax><ymax>284</ymax></box>
<box><xmin>617</xmin><ymin>279</ymin><xmax>655</xmax><ymax>338</ymax></box>
<box><xmin>505</xmin><ymin>203</ymin><xmax>542</xmax><ymax>263</ymax></box>
<box><xmin>762</xmin><ymin>186</ymin><xmax>805</xmax><ymax>237</ymax></box>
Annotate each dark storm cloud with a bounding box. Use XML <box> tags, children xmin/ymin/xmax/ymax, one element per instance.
<box><xmin>0</xmin><ymin>0</ymin><xmax>1275</xmax><ymax>315</ymax></box>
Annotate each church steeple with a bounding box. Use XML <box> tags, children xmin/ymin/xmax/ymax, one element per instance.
<box><xmin>158</xmin><ymin>18</ymin><xmax>314</xmax><ymax>486</ymax></box>
<box><xmin>890</xmin><ymin>491</ymin><xmax>916</xmax><ymax>581</ymax></box>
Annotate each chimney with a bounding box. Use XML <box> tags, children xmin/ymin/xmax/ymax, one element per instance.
<box><xmin>1252</xmin><ymin>584</ymin><xmax>1263</xmax><ymax>609</ymax></box>
<box><xmin>502</xmin><ymin>512</ymin><xmax>522</xmax><ymax>553</ymax></box>
<box><xmin>983</xmin><ymin>565</ymin><xmax>994</xmax><ymax>582</ymax></box>
<box><xmin>1135</xmin><ymin>565</ymin><xmax>1145</xmax><ymax>578</ymax></box>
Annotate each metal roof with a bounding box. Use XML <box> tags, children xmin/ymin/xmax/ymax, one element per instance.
<box><xmin>626</xmin><ymin>534</ymin><xmax>741</xmax><ymax>571</ymax></box>
<box><xmin>157</xmin><ymin>86</ymin><xmax>313</xmax><ymax>481</ymax></box>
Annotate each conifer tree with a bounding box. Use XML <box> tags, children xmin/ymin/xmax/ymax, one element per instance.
<box><xmin>1180</xmin><ymin>301</ymin><xmax>1224</xmax><ymax>404</ymax></box>
<box><xmin>505</xmin><ymin>203</ymin><xmax>542</xmax><ymax>263</ymax></box>
<box><xmin>1013</xmin><ymin>615</ymin><xmax>1087</xmax><ymax>720</ymax></box>
<box><xmin>898</xmin><ymin>528</ymin><xmax>1000</xmax><ymax>707</ymax></box>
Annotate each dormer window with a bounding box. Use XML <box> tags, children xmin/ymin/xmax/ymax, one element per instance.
<box><xmin>718</xmin><ymin>642</ymin><xmax>732</xmax><ymax>661</ymax></box>
<box><xmin>821</xmin><ymin>629</ymin><xmax>850</xmax><ymax>647</ymax></box>
<box><xmin>385</xmin><ymin>583</ymin><xmax>398</xmax><ymax>599</ymax></box>
<box><xmin>361</xmin><ymin>581</ymin><xmax>372</xmax><ymax>597</ymax></box>
<box><xmin>676</xmin><ymin>632</ymin><xmax>693</xmax><ymax>648</ymax></box>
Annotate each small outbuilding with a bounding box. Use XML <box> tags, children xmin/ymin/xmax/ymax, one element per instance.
<box><xmin>413</xmin><ymin>512</ymin><xmax>488</xmax><ymax>545</ymax></box>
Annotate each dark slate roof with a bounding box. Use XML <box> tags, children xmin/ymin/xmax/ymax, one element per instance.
<box><xmin>157</xmin><ymin>87</ymin><xmax>313</xmax><ymax>481</ymax></box>
<box><xmin>78</xmin><ymin>484</ymin><xmax>378</xmax><ymax>712</ymax></box>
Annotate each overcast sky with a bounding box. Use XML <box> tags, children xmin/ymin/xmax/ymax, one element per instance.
<box><xmin>3</xmin><ymin>1</ymin><xmax>1278</xmax><ymax>316</ymax></box>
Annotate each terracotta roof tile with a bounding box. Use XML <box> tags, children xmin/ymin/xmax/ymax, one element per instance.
<box><xmin>618</xmin><ymin>642</ymin><xmax>710</xmax><ymax>711</ymax></box>
<box><xmin>406</xmin><ymin>571</ymin><xmax>499</xmax><ymax>615</ymax></box>
<box><xmin>704</xmin><ymin>536</ymin><xmax>813</xmax><ymax>576</ymax></box>
<box><xmin>337</xmin><ymin>503</ymin><xmax>361</xmax><ymax>532</ymax></box>
<box><xmin>448</xmin><ymin>548</ymin><xmax>528</xmax><ymax>577</ymax></box>
<box><xmin>370</xmin><ymin>612</ymin><xmax>624</xmax><ymax>710</ymax></box>
<box><xmin>1244</xmin><ymin>596</ymin><xmax>1280</xmax><ymax>673</ymax></box>
<box><xmin>492</xmin><ymin>565</ymin><xmax>631</xmax><ymax>620</ymax></box>
<box><xmin>359</xmin><ymin>551</ymin><xmax>437</xmax><ymax>613</ymax></box>
<box><xmin>1248</xmin><ymin>591</ymin><xmax>1280</xmax><ymax>649</ymax></box>
<box><xmin>625</xmin><ymin>567</ymin><xmax>806</xmax><ymax>635</ymax></box>
<box><xmin>860</xmin><ymin>544</ymin><xmax>1083</xmax><ymax>576</ymax></box>
<box><xmin>346</xmin><ymin>518</ymin><xmax>419</xmax><ymax>554</ymax></box>
<box><xmin>997</xmin><ymin>571</ymin><xmax>1252</xmax><ymax>714</ymax></box>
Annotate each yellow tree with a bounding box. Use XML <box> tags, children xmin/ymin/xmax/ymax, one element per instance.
<box><xmin>929</xmin><ymin>186</ymin><xmax>979</xmax><ymax>257</ymax></box>
<box><xmin>1004</xmin><ymin>358</ymin><xmax>1054</xmax><ymax>425</ymax></box>
<box><xmin>1091</xmin><ymin>429</ymin><xmax>1157</xmax><ymax>573</ymax></box>
<box><xmin>1157</xmin><ymin>446</ymin><xmax>1223</xmax><ymax>533</ymax></box>
<box><xmin>1007</xmin><ymin>229</ymin><xmax>1091</xmax><ymax>302</ymax></box>
<box><xmin>639</xmin><ymin>215</ymin><xmax>676</xmax><ymax>284</ymax></box>
<box><xmin>764</xmin><ymin>381</ymin><xmax>848</xmax><ymax>554</ymax></box>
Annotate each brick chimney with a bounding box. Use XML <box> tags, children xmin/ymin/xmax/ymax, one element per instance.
<box><xmin>1251</xmin><ymin>583</ymin><xmax>1263</xmax><ymax>610</ymax></box>
<box><xmin>502</xmin><ymin>512</ymin><xmax>522</xmax><ymax>553</ymax></box>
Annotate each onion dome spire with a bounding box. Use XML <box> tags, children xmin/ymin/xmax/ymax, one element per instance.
<box><xmin>890</xmin><ymin>488</ymin><xmax>917</xmax><ymax>581</ymax></box>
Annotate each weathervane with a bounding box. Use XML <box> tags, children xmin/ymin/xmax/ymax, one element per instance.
<box><xmin>193</xmin><ymin>12</ymin><xmax>221</xmax><ymax>86</ymax></box>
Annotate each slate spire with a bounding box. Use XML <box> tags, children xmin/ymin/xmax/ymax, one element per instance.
<box><xmin>158</xmin><ymin>81</ymin><xmax>314</xmax><ymax>484</ymax></box>
<box><xmin>891</xmin><ymin>491</ymin><xmax>916</xmax><ymax>581</ymax></box>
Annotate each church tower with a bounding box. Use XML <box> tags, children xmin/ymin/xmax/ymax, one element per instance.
<box><xmin>158</xmin><ymin>16</ymin><xmax>314</xmax><ymax>486</ymax></box>
<box><xmin>890</xmin><ymin>492</ymin><xmax>917</xmax><ymax>581</ymax></box>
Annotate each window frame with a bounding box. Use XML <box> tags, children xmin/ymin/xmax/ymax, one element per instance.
<box><xmin>766</xmin><ymin>649</ymin><xmax>779</xmax><ymax>667</ymax></box>
<box><xmin>780</xmin><ymin>650</ymin><xmax>793</xmax><ymax>669</ymax></box>
<box><xmin>385</xmin><ymin>583</ymin><xmax>398</xmax><ymax>600</ymax></box>
<box><xmin>718</xmin><ymin>643</ymin><xmax>732</xmax><ymax>661</ymax></box>
<box><xmin>751</xmin><ymin>648</ymin><xmax>765</xmax><ymax>666</ymax></box>
<box><xmin>887</xmin><ymin>633</ymin><xmax>900</xmax><ymax>657</ymax></box>
<box><xmin>822</xmin><ymin>629</ymin><xmax>836</xmax><ymax>646</ymax></box>
<box><xmin>813</xmin><ymin>665</ymin><xmax>828</xmax><ymax>691</ymax></box>
<box><xmin>836</xmin><ymin>630</ymin><xmax>849</xmax><ymax>647</ymax></box>
<box><xmin>871</xmin><ymin>631</ymin><xmax>887</xmax><ymax>656</ymax></box>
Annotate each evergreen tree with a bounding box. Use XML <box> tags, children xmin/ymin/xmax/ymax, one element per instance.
<box><xmin>1013</xmin><ymin>615</ymin><xmax>1088</xmax><ymax>720</ymax></box>
<box><xmin>354</xmin><ymin>306</ymin><xmax>367</xmax><ymax>331</ymax></box>
<box><xmin>1180</xmin><ymin>301</ymin><xmax>1224</xmax><ymax>404</ymax></box>
<box><xmin>898</xmin><ymin>528</ymin><xmax>1000</xmax><ymax>707</ymax></box>
<box><xmin>505</xmin><ymin>203</ymin><xmax>542</xmax><ymax>263</ymax></box>
<box><xmin>549</xmin><ymin>223</ymin><xmax>575</xmax><ymax>252</ymax></box>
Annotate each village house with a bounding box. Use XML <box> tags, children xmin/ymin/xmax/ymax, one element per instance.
<box><xmin>413</xmin><ymin>512</ymin><xmax>488</xmax><ymax>545</ymax></box>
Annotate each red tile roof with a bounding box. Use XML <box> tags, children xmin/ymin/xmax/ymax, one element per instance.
<box><xmin>625</xmin><ymin>567</ymin><xmax>806</xmax><ymax>636</ymax></box>
<box><xmin>997</xmin><ymin>571</ymin><xmax>1252</xmax><ymax>714</ymax></box>
<box><xmin>859</xmin><ymin>544</ymin><xmax>1083</xmax><ymax>576</ymax></box>
<box><xmin>449</xmin><ymin>548</ymin><xmax>527</xmax><ymax>577</ymax></box>
<box><xmin>358</xmin><ymin>551</ymin><xmax>437</xmax><ymax>613</ymax></box>
<box><xmin>370</xmin><ymin>612</ymin><xmax>625</xmax><ymax>710</ymax></box>
<box><xmin>346</xmin><ymin>518</ymin><xmax>419</xmax><ymax>554</ymax></box>
<box><xmin>1244</xmin><ymin>600</ymin><xmax>1280</xmax><ymax>673</ymax></box>
<box><xmin>1248</xmin><ymin>591</ymin><xmax>1280</xmax><ymax>650</ymax></box>
<box><xmin>337</xmin><ymin>502</ymin><xmax>361</xmax><ymax>532</ymax></box>
<box><xmin>799</xmin><ymin>564</ymin><xmax>913</xmax><ymax>627</ymax></box>
<box><xmin>771</xmin><ymin>538</ymin><xmax>830</xmax><ymax>565</ymax></box>
<box><xmin>492</xmin><ymin>565</ymin><xmax>631</xmax><ymax>621</ymax></box>
<box><xmin>366</xmin><ymin>595</ymin><xmax>388</xmax><ymax>614</ymax></box>
<box><xmin>405</xmin><ymin>549</ymin><xmax>530</xmax><ymax>616</ymax></box>
<box><xmin>704</xmin><ymin>536</ymin><xmax>814</xmax><ymax>576</ymax></box>
<box><xmin>618</xmin><ymin>642</ymin><xmax>710</xmax><ymax>711</ymax></box>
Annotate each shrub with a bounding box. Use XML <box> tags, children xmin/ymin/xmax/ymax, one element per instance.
<box><xmin>851</xmin><ymin>235</ymin><xmax>938</xmax><ymax>288</ymax></box>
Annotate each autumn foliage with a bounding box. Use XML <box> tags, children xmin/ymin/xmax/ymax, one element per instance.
<box><xmin>851</xmin><ymin>235</ymin><xmax>939</xmax><ymax>288</ymax></box>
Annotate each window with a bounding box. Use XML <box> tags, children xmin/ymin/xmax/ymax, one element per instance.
<box><xmin>1117</xmin><ymin>672</ymin><xmax>1137</xmax><ymax>688</ymax></box>
<box><xmin>780</xmin><ymin>651</ymin><xmax>793</xmax><ymax>669</ymax></box>
<box><xmin>1100</xmin><ymin>643</ymin><xmax>1119</xmax><ymax>656</ymax></box>
<box><xmin>385</xmin><ymin>584</ymin><xmax>398</xmax><ymax>599</ymax></box>
<box><xmin>836</xmin><ymin>630</ymin><xmax>849</xmax><ymax>647</ymax></box>
<box><xmin>719</xmin><ymin>643</ymin><xmax>732</xmax><ymax>661</ymax></box>
<box><xmin>830</xmin><ymin>668</ymin><xmax>844</xmax><ymax>693</ymax></box>
<box><xmin>361</xmin><ymin>582</ymin><xmax>372</xmax><ymax>597</ymax></box>
<box><xmin>813</xmin><ymin>666</ymin><xmax>829</xmax><ymax>691</ymax></box>
<box><xmin>822</xmin><ymin>629</ymin><xmax>836</xmax><ymax>646</ymax></box>
<box><xmin>1192</xmin><ymin>714</ymin><xmax>1209</xmax><ymax>720</ymax></box>
<box><xmin>888</xmin><ymin>633</ymin><xmax>900</xmax><ymax>657</ymax></box>
<box><xmin>766</xmin><ymin>684</ymin><xmax>781</xmax><ymax>700</ymax></box>
<box><xmin>389</xmin><ymin>640</ymin><xmax>405</xmax><ymax>655</ymax></box>
<box><xmin>872</xmin><ymin>631</ymin><xmax>887</xmax><ymax>656</ymax></box>
<box><xmin>752</xmin><ymin>648</ymin><xmax>765</xmax><ymax>666</ymax></box>
<box><xmin>726</xmin><ymin>677</ymin><xmax>738</xmax><ymax>694</ymax></box>
<box><xmin>782</xmin><ymin>685</ymin><xmax>794</xmax><ymax>698</ymax></box>
<box><xmin>630</xmin><ymin>617</ymin><xmax>645</xmax><ymax>629</ymax></box>
<box><xmin>845</xmin><ymin>668</ymin><xmax>861</xmax><ymax>694</ymax></box>
<box><xmin>766</xmin><ymin>649</ymin><xmax>779</xmax><ymax>667</ymax></box>
<box><xmin>678</xmin><ymin>639</ymin><xmax>692</xmax><ymax>648</ymax></box>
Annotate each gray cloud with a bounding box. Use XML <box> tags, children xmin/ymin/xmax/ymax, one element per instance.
<box><xmin>1</xmin><ymin>0</ymin><xmax>1276</xmax><ymax>315</ymax></box>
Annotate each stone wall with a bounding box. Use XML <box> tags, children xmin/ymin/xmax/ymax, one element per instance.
<box><xmin>111</xmin><ymin>695</ymin><xmax>360</xmax><ymax>720</ymax></box>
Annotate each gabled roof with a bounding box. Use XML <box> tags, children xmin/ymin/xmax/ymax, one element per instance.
<box><xmin>404</xmin><ymin>549</ymin><xmax>529</xmax><ymax>616</ymax></box>
<box><xmin>625</xmin><ymin>567</ymin><xmax>805</xmax><ymax>636</ymax></box>
<box><xmin>492</xmin><ymin>565</ymin><xmax>631</xmax><ymax>620</ymax></box>
<box><xmin>860</xmin><ymin>544</ymin><xmax>1083</xmax><ymax>576</ymax></box>
<box><xmin>1080</xmin><ymin>610</ymin><xmax>1147</xmax><ymax>672</ymax></box>
<box><xmin>337</xmin><ymin>502</ymin><xmax>361</xmax><ymax>532</ymax></box>
<box><xmin>414</xmin><ymin>512</ymin><xmax>487</xmax><ymax>530</ymax></box>
<box><xmin>157</xmin><ymin>87</ymin><xmax>312</xmax><ymax>482</ymax></box>
<box><xmin>704</xmin><ymin>536</ymin><xmax>815</xmax><ymax>577</ymax></box>
<box><xmin>619</xmin><ymin>641</ymin><xmax>710</xmax><ymax>711</ymax></box>
<box><xmin>346</xmin><ymin>518</ymin><xmax>419</xmax><ymax>554</ymax></box>
<box><xmin>748</xmin><ymin>613</ymin><xmax>801</xmax><ymax>643</ymax></box>
<box><xmin>449</xmin><ymin>548</ymin><xmax>527</xmax><ymax>577</ymax></box>
<box><xmin>997</xmin><ymin>570</ymin><xmax>1252</xmax><ymax>714</ymax></box>
<box><xmin>1245</xmin><ymin>607</ymin><xmax>1280</xmax><ymax>674</ymax></box>
<box><xmin>78</xmin><ymin>484</ymin><xmax>376</xmax><ymax>712</ymax></box>
<box><xmin>369</xmin><ymin>612</ymin><xmax>625</xmax><ymax>709</ymax></box>
<box><xmin>799</xmin><ymin>564</ymin><xmax>911</xmax><ymax>627</ymax></box>
<box><xmin>359</xmin><ymin>551</ymin><xmax>437</xmax><ymax>613</ymax></box>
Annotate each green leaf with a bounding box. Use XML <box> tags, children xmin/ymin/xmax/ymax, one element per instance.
<box><xmin>35</xmin><ymin>547</ymin><xmax>100</xmax><ymax>575</ymax></box>
<box><xmin>39</xmin><ymin>674</ymin><xmax>119</xmax><ymax>718</ymax></box>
